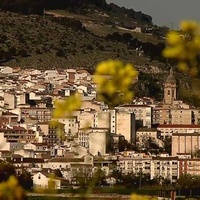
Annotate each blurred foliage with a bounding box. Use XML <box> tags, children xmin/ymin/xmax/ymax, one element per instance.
<box><xmin>93</xmin><ymin>60</ymin><xmax>138</xmax><ymax>108</ymax></box>
<box><xmin>18</xmin><ymin>170</ymin><xmax>33</xmax><ymax>191</ymax></box>
<box><xmin>163</xmin><ymin>20</ymin><xmax>200</xmax><ymax>77</ymax></box>
<box><xmin>0</xmin><ymin>176</ymin><xmax>26</xmax><ymax>200</ymax></box>
<box><xmin>0</xmin><ymin>162</ymin><xmax>16</xmax><ymax>182</ymax></box>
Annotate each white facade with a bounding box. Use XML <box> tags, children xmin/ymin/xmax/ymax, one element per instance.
<box><xmin>78</xmin><ymin>128</ymin><xmax>109</xmax><ymax>156</ymax></box>
<box><xmin>172</xmin><ymin>133</ymin><xmax>200</xmax><ymax>156</ymax></box>
<box><xmin>56</xmin><ymin>117</ymin><xmax>78</xmax><ymax>136</ymax></box>
<box><xmin>116</xmin><ymin>111</ymin><xmax>135</xmax><ymax>142</ymax></box>
<box><xmin>44</xmin><ymin>70</ymin><xmax>59</xmax><ymax>80</ymax></box>
<box><xmin>158</xmin><ymin>124</ymin><xmax>200</xmax><ymax>138</ymax></box>
<box><xmin>0</xmin><ymin>66</ymin><xmax>13</xmax><ymax>74</ymax></box>
<box><xmin>117</xmin><ymin>105</ymin><xmax>152</xmax><ymax>128</ymax></box>
<box><xmin>93</xmin><ymin>110</ymin><xmax>110</xmax><ymax>129</ymax></box>
<box><xmin>89</xmin><ymin>130</ymin><xmax>108</xmax><ymax>156</ymax></box>
<box><xmin>151</xmin><ymin>156</ymin><xmax>178</xmax><ymax>183</ymax></box>
<box><xmin>33</xmin><ymin>172</ymin><xmax>61</xmax><ymax>189</ymax></box>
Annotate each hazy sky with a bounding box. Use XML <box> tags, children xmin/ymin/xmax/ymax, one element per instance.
<box><xmin>106</xmin><ymin>0</ymin><xmax>200</xmax><ymax>29</ymax></box>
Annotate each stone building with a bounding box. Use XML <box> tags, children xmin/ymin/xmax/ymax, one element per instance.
<box><xmin>163</xmin><ymin>68</ymin><xmax>177</xmax><ymax>105</ymax></box>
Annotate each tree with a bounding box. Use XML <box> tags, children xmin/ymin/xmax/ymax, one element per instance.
<box><xmin>18</xmin><ymin>170</ymin><xmax>33</xmax><ymax>190</ymax></box>
<box><xmin>54</xmin><ymin>169</ymin><xmax>63</xmax><ymax>178</ymax></box>
<box><xmin>0</xmin><ymin>162</ymin><xmax>16</xmax><ymax>182</ymax></box>
<box><xmin>163</xmin><ymin>137</ymin><xmax>172</xmax><ymax>155</ymax></box>
<box><xmin>72</xmin><ymin>168</ymin><xmax>93</xmax><ymax>189</ymax></box>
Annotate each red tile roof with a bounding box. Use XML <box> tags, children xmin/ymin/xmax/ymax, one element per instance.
<box><xmin>158</xmin><ymin>124</ymin><xmax>200</xmax><ymax>128</ymax></box>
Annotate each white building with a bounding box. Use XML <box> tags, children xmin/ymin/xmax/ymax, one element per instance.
<box><xmin>117</xmin><ymin>105</ymin><xmax>152</xmax><ymax>128</ymax></box>
<box><xmin>157</xmin><ymin>124</ymin><xmax>200</xmax><ymax>138</ymax></box>
<box><xmin>33</xmin><ymin>172</ymin><xmax>61</xmax><ymax>189</ymax></box>
<box><xmin>116</xmin><ymin>110</ymin><xmax>135</xmax><ymax>142</ymax></box>
<box><xmin>0</xmin><ymin>66</ymin><xmax>13</xmax><ymax>74</ymax></box>
<box><xmin>78</xmin><ymin>128</ymin><xmax>110</xmax><ymax>156</ymax></box>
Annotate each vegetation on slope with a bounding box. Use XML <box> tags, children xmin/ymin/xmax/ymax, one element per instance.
<box><xmin>0</xmin><ymin>1</ymin><xmax>198</xmax><ymax>105</ymax></box>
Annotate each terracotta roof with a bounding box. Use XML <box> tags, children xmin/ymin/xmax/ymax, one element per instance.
<box><xmin>119</xmin><ymin>104</ymin><xmax>151</xmax><ymax>108</ymax></box>
<box><xmin>31</xmin><ymin>143</ymin><xmax>48</xmax><ymax>146</ymax></box>
<box><xmin>77</xmin><ymin>70</ymin><xmax>90</xmax><ymax>74</ymax></box>
<box><xmin>71</xmin><ymin>163</ymin><xmax>92</xmax><ymax>167</ymax></box>
<box><xmin>158</xmin><ymin>124</ymin><xmax>200</xmax><ymax>128</ymax></box>
<box><xmin>172</xmin><ymin>132</ymin><xmax>200</xmax><ymax>136</ymax></box>
<box><xmin>2</xmin><ymin>112</ymin><xmax>18</xmax><ymax>116</ymax></box>
<box><xmin>12</xmin><ymin>126</ymin><xmax>26</xmax><ymax>131</ymax></box>
<box><xmin>152</xmin><ymin>156</ymin><xmax>178</xmax><ymax>160</ymax></box>
<box><xmin>49</xmin><ymin>158</ymin><xmax>84</xmax><ymax>163</ymax></box>
<box><xmin>6</xmin><ymin>158</ymin><xmax>45</xmax><ymax>163</ymax></box>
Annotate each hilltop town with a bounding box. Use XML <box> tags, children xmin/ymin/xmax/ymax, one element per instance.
<box><xmin>0</xmin><ymin>65</ymin><xmax>199</xmax><ymax>191</ymax></box>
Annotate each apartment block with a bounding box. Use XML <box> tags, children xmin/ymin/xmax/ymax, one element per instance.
<box><xmin>116</xmin><ymin>110</ymin><xmax>135</xmax><ymax>143</ymax></box>
<box><xmin>158</xmin><ymin>124</ymin><xmax>200</xmax><ymax>138</ymax></box>
<box><xmin>117</xmin><ymin>153</ymin><xmax>152</xmax><ymax>175</ymax></box>
<box><xmin>172</xmin><ymin>132</ymin><xmax>200</xmax><ymax>156</ymax></box>
<box><xmin>151</xmin><ymin>156</ymin><xmax>178</xmax><ymax>183</ymax></box>
<box><xmin>78</xmin><ymin>128</ymin><xmax>110</xmax><ymax>156</ymax></box>
<box><xmin>117</xmin><ymin>105</ymin><xmax>152</xmax><ymax>128</ymax></box>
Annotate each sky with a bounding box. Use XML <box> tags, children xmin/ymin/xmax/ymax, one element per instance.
<box><xmin>106</xmin><ymin>0</ymin><xmax>200</xmax><ymax>29</ymax></box>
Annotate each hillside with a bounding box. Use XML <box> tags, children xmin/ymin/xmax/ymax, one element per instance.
<box><xmin>0</xmin><ymin>1</ymin><xmax>199</xmax><ymax>106</ymax></box>
<box><xmin>0</xmin><ymin>10</ymin><xmax>166</xmax><ymax>70</ymax></box>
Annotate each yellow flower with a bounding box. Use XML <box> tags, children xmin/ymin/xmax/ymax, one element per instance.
<box><xmin>163</xmin><ymin>20</ymin><xmax>200</xmax><ymax>77</ymax></box>
<box><xmin>180</xmin><ymin>20</ymin><xmax>198</xmax><ymax>32</ymax></box>
<box><xmin>52</xmin><ymin>93</ymin><xmax>82</xmax><ymax>140</ymax></box>
<box><xmin>52</xmin><ymin>93</ymin><xmax>82</xmax><ymax>119</ymax></box>
<box><xmin>166</xmin><ymin>31</ymin><xmax>182</xmax><ymax>45</ymax></box>
<box><xmin>0</xmin><ymin>176</ymin><xmax>26</xmax><ymax>200</ymax></box>
<box><xmin>93</xmin><ymin>60</ymin><xmax>138</xmax><ymax>108</ymax></box>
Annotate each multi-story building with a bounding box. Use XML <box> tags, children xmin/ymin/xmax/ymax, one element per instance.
<box><xmin>20</xmin><ymin>107</ymin><xmax>52</xmax><ymax>122</ymax></box>
<box><xmin>76</xmin><ymin>109</ymin><xmax>95</xmax><ymax>129</ymax></box>
<box><xmin>136</xmin><ymin>127</ymin><xmax>158</xmax><ymax>139</ymax></box>
<box><xmin>78</xmin><ymin>127</ymin><xmax>110</xmax><ymax>156</ymax></box>
<box><xmin>152</xmin><ymin>107</ymin><xmax>171</xmax><ymax>125</ymax></box>
<box><xmin>117</xmin><ymin>153</ymin><xmax>152</xmax><ymax>175</ymax></box>
<box><xmin>136</xmin><ymin>128</ymin><xmax>163</xmax><ymax>148</ymax></box>
<box><xmin>0</xmin><ymin>126</ymin><xmax>36</xmax><ymax>143</ymax></box>
<box><xmin>116</xmin><ymin>110</ymin><xmax>135</xmax><ymax>143</ymax></box>
<box><xmin>172</xmin><ymin>132</ymin><xmax>200</xmax><ymax>156</ymax></box>
<box><xmin>178</xmin><ymin>158</ymin><xmax>200</xmax><ymax>177</ymax></box>
<box><xmin>0</xmin><ymin>112</ymin><xmax>18</xmax><ymax>127</ymax></box>
<box><xmin>93</xmin><ymin>110</ymin><xmax>110</xmax><ymax>129</ymax></box>
<box><xmin>117</xmin><ymin>153</ymin><xmax>178</xmax><ymax>183</ymax></box>
<box><xmin>151</xmin><ymin>155</ymin><xmax>178</xmax><ymax>183</ymax></box>
<box><xmin>157</xmin><ymin>124</ymin><xmax>200</xmax><ymax>138</ymax></box>
<box><xmin>55</xmin><ymin>116</ymin><xmax>78</xmax><ymax>136</ymax></box>
<box><xmin>117</xmin><ymin>104</ymin><xmax>152</xmax><ymax>128</ymax></box>
<box><xmin>37</xmin><ymin>122</ymin><xmax>64</xmax><ymax>144</ymax></box>
<box><xmin>171</xmin><ymin>109</ymin><xmax>195</xmax><ymax>125</ymax></box>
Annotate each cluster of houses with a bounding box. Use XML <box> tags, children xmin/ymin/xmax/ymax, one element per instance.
<box><xmin>0</xmin><ymin>66</ymin><xmax>200</xmax><ymax>188</ymax></box>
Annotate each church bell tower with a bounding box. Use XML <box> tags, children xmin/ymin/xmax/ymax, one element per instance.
<box><xmin>163</xmin><ymin>68</ymin><xmax>177</xmax><ymax>105</ymax></box>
